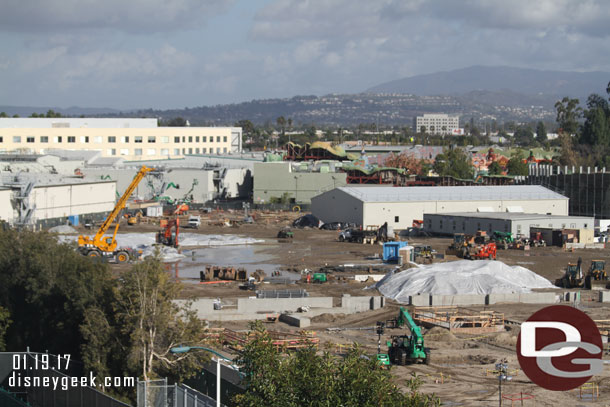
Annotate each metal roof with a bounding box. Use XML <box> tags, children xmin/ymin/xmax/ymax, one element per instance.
<box><xmin>337</xmin><ymin>185</ymin><xmax>567</xmax><ymax>202</ymax></box>
<box><xmin>425</xmin><ymin>212</ymin><xmax>591</xmax><ymax>221</ymax></box>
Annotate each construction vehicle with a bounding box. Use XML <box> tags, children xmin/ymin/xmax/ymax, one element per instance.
<box><xmin>156</xmin><ymin>218</ymin><xmax>180</xmax><ymax>247</ymax></box>
<box><xmin>585</xmin><ymin>260</ymin><xmax>608</xmax><ymax>290</ymax></box>
<box><xmin>338</xmin><ymin>222</ymin><xmax>393</xmax><ymax>244</ymax></box>
<box><xmin>126</xmin><ymin>210</ymin><xmax>143</xmax><ymax>225</ymax></box>
<box><xmin>413</xmin><ymin>245</ymin><xmax>435</xmax><ymax>264</ymax></box>
<box><xmin>174</xmin><ymin>203</ymin><xmax>189</xmax><ymax>215</ymax></box>
<box><xmin>277</xmin><ymin>227</ymin><xmax>294</xmax><ymax>239</ymax></box>
<box><xmin>459</xmin><ymin>241</ymin><xmax>497</xmax><ymax>260</ymax></box>
<box><xmin>78</xmin><ymin>165</ymin><xmax>154</xmax><ymax>262</ymax></box>
<box><xmin>556</xmin><ymin>257</ymin><xmax>584</xmax><ymax>288</ymax></box>
<box><xmin>492</xmin><ymin>231</ymin><xmax>514</xmax><ymax>250</ymax></box>
<box><xmin>530</xmin><ymin>231</ymin><xmax>547</xmax><ymax>247</ymax></box>
<box><xmin>386</xmin><ymin>307</ymin><xmax>429</xmax><ymax>365</ymax></box>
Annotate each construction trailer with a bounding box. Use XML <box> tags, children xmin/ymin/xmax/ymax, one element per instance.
<box><xmin>424</xmin><ymin>212</ymin><xmax>593</xmax><ymax>238</ymax></box>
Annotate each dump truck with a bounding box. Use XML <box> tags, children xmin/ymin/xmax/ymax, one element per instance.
<box><xmin>386</xmin><ymin>307</ymin><xmax>429</xmax><ymax>365</ymax></box>
<box><xmin>78</xmin><ymin>165</ymin><xmax>153</xmax><ymax>263</ymax></box>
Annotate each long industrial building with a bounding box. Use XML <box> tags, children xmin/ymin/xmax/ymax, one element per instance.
<box><xmin>311</xmin><ymin>185</ymin><xmax>568</xmax><ymax>229</ymax></box>
<box><xmin>0</xmin><ymin>118</ymin><xmax>242</xmax><ymax>161</ymax></box>
<box><xmin>423</xmin><ymin>212</ymin><xmax>593</xmax><ymax>237</ymax></box>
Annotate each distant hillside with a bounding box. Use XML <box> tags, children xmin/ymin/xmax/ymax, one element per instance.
<box><xmin>0</xmin><ymin>105</ymin><xmax>121</xmax><ymax>117</ymax></box>
<box><xmin>366</xmin><ymin>66</ymin><xmax>609</xmax><ymax>99</ymax></box>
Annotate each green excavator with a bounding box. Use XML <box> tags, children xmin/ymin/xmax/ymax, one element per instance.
<box><xmin>386</xmin><ymin>307</ymin><xmax>429</xmax><ymax>365</ymax></box>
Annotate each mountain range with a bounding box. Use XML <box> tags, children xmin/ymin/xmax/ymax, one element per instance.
<box><xmin>1</xmin><ymin>66</ymin><xmax>608</xmax><ymax>126</ymax></box>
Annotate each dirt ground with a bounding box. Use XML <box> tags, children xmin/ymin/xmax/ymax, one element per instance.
<box><xmin>102</xmin><ymin>211</ymin><xmax>610</xmax><ymax>406</ymax></box>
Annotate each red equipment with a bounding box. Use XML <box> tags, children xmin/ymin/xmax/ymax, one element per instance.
<box><xmin>156</xmin><ymin>218</ymin><xmax>180</xmax><ymax>247</ymax></box>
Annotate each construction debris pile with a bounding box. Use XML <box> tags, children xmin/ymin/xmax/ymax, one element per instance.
<box><xmin>373</xmin><ymin>260</ymin><xmax>555</xmax><ymax>300</ymax></box>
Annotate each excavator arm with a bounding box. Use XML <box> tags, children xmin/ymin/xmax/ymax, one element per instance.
<box><xmin>78</xmin><ymin>166</ymin><xmax>154</xmax><ymax>253</ymax></box>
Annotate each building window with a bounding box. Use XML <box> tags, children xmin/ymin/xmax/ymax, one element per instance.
<box><xmin>67</xmin><ymin>136</ymin><xmax>75</xmax><ymax>143</ymax></box>
<box><xmin>110</xmin><ymin>149</ymin><xmax>116</xmax><ymax>156</ymax></box>
<box><xmin>182</xmin><ymin>136</ymin><xmax>185</xmax><ymax>142</ymax></box>
<box><xmin>148</xmin><ymin>136</ymin><xmax>156</xmax><ymax>143</ymax></box>
<box><xmin>584</xmin><ymin>223</ymin><xmax>588</xmax><ymax>228</ymax></box>
<box><xmin>182</xmin><ymin>148</ymin><xmax>185</xmax><ymax>154</ymax></box>
<box><xmin>188</xmin><ymin>148</ymin><xmax>193</xmax><ymax>154</ymax></box>
<box><xmin>0</xmin><ymin>136</ymin><xmax>3</xmax><ymax>142</ymax></box>
<box><xmin>27</xmin><ymin>137</ymin><xmax>35</xmax><ymax>143</ymax></box>
<box><xmin>216</xmin><ymin>147</ymin><xmax>221</xmax><ymax>154</ymax></box>
<box><xmin>195</xmin><ymin>148</ymin><xmax>200</xmax><ymax>154</ymax></box>
<box><xmin>196</xmin><ymin>136</ymin><xmax>200</xmax><ymax>142</ymax></box>
<box><xmin>202</xmin><ymin>136</ymin><xmax>207</xmax><ymax>142</ymax></box>
<box><xmin>174</xmin><ymin>136</ymin><xmax>180</xmax><ymax>143</ymax></box>
<box><xmin>108</xmin><ymin>136</ymin><xmax>116</xmax><ymax>143</ymax></box>
<box><xmin>40</xmin><ymin>136</ymin><xmax>48</xmax><ymax>143</ymax></box>
<box><xmin>121</xmin><ymin>136</ymin><xmax>129</xmax><ymax>143</ymax></box>
<box><xmin>135</xmin><ymin>136</ymin><xmax>143</xmax><ymax>143</ymax></box>
<box><xmin>452</xmin><ymin>221</ymin><xmax>456</xmax><ymax>231</ymax></box>
<box><xmin>174</xmin><ymin>148</ymin><xmax>180</xmax><ymax>155</ymax></box>
<box><xmin>223</xmin><ymin>147</ymin><xmax>227</xmax><ymax>153</ymax></box>
<box><xmin>440</xmin><ymin>220</ymin><xmax>443</xmax><ymax>229</ymax></box>
<box><xmin>147</xmin><ymin>149</ymin><xmax>155</xmax><ymax>156</ymax></box>
<box><xmin>161</xmin><ymin>136</ymin><xmax>169</xmax><ymax>143</ymax></box>
<box><xmin>202</xmin><ymin>147</ymin><xmax>207</xmax><ymax>153</ymax></box>
<box><xmin>223</xmin><ymin>136</ymin><xmax>227</xmax><ymax>142</ymax></box>
<box><xmin>161</xmin><ymin>148</ymin><xmax>169</xmax><ymax>156</ymax></box>
<box><xmin>13</xmin><ymin>136</ymin><xmax>22</xmax><ymax>143</ymax></box>
<box><xmin>394</xmin><ymin>216</ymin><xmax>399</xmax><ymax>223</ymax></box>
<box><xmin>80</xmin><ymin>136</ymin><xmax>89</xmax><ymax>143</ymax></box>
<box><xmin>120</xmin><ymin>149</ymin><xmax>129</xmax><ymax>156</ymax></box>
<box><xmin>134</xmin><ymin>148</ymin><xmax>142</xmax><ymax>156</ymax></box>
<box><xmin>188</xmin><ymin>136</ymin><xmax>193</xmax><ymax>143</ymax></box>
<box><xmin>216</xmin><ymin>136</ymin><xmax>220</xmax><ymax>142</ymax></box>
<box><xmin>53</xmin><ymin>136</ymin><xmax>62</xmax><ymax>143</ymax></box>
<box><xmin>94</xmin><ymin>136</ymin><xmax>103</xmax><ymax>143</ymax></box>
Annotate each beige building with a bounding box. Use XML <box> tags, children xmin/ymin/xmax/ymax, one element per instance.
<box><xmin>311</xmin><ymin>185</ymin><xmax>568</xmax><ymax>229</ymax></box>
<box><xmin>414</xmin><ymin>114</ymin><xmax>460</xmax><ymax>135</ymax></box>
<box><xmin>0</xmin><ymin>118</ymin><xmax>241</xmax><ymax>161</ymax></box>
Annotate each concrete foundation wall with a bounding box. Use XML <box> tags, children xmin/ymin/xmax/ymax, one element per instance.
<box><xmin>341</xmin><ymin>294</ymin><xmax>384</xmax><ymax>312</ymax></box>
<box><xmin>486</xmin><ymin>292</ymin><xmax>558</xmax><ymax>304</ymax></box>
<box><xmin>236</xmin><ymin>297</ymin><xmax>333</xmax><ymax>313</ymax></box>
<box><xmin>600</xmin><ymin>291</ymin><xmax>610</xmax><ymax>303</ymax></box>
<box><xmin>430</xmin><ymin>294</ymin><xmax>486</xmax><ymax>306</ymax></box>
<box><xmin>279</xmin><ymin>314</ymin><xmax>311</xmax><ymax>328</ymax></box>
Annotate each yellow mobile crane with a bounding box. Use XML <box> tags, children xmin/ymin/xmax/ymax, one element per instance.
<box><xmin>78</xmin><ymin>166</ymin><xmax>154</xmax><ymax>262</ymax></box>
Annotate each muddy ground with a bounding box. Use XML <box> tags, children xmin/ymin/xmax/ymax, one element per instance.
<box><xmin>98</xmin><ymin>211</ymin><xmax>610</xmax><ymax>406</ymax></box>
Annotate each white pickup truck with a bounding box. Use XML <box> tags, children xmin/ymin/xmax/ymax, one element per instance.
<box><xmin>187</xmin><ymin>215</ymin><xmax>201</xmax><ymax>229</ymax></box>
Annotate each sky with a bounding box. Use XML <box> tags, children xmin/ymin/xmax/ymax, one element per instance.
<box><xmin>1</xmin><ymin>0</ymin><xmax>609</xmax><ymax>110</ymax></box>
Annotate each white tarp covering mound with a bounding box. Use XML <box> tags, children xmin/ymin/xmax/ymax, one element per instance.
<box><xmin>373</xmin><ymin>260</ymin><xmax>555</xmax><ymax>302</ymax></box>
<box><xmin>49</xmin><ymin>225</ymin><xmax>78</xmax><ymax>234</ymax></box>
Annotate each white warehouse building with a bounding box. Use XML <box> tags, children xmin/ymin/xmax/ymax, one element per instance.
<box><xmin>311</xmin><ymin>185</ymin><xmax>568</xmax><ymax>230</ymax></box>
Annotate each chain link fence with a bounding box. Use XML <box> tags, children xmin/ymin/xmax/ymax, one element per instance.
<box><xmin>137</xmin><ymin>380</ymin><xmax>222</xmax><ymax>407</ymax></box>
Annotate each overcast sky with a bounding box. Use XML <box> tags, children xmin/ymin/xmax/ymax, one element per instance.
<box><xmin>1</xmin><ymin>0</ymin><xmax>609</xmax><ymax>110</ymax></box>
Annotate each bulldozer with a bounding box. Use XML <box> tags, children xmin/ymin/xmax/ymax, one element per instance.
<box><xmin>585</xmin><ymin>260</ymin><xmax>608</xmax><ymax>290</ymax></box>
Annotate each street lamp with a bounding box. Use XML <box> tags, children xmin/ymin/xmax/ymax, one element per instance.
<box><xmin>495</xmin><ymin>360</ymin><xmax>512</xmax><ymax>407</ymax></box>
<box><xmin>170</xmin><ymin>346</ymin><xmax>235</xmax><ymax>407</ymax></box>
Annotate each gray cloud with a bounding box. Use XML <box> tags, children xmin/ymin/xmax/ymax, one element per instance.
<box><xmin>0</xmin><ymin>0</ymin><xmax>233</xmax><ymax>34</ymax></box>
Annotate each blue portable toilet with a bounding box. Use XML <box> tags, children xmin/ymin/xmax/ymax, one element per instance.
<box><xmin>68</xmin><ymin>215</ymin><xmax>79</xmax><ymax>226</ymax></box>
<box><xmin>383</xmin><ymin>241</ymin><xmax>408</xmax><ymax>263</ymax></box>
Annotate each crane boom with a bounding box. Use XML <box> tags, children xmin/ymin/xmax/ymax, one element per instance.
<box><xmin>397</xmin><ymin>306</ymin><xmax>423</xmax><ymax>339</ymax></box>
<box><xmin>78</xmin><ymin>165</ymin><xmax>154</xmax><ymax>255</ymax></box>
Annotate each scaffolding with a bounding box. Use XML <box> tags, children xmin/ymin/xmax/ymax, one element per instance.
<box><xmin>413</xmin><ymin>307</ymin><xmax>505</xmax><ymax>334</ymax></box>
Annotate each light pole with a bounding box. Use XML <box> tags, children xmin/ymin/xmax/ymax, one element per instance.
<box><xmin>495</xmin><ymin>360</ymin><xmax>512</xmax><ymax>407</ymax></box>
<box><xmin>171</xmin><ymin>346</ymin><xmax>234</xmax><ymax>407</ymax></box>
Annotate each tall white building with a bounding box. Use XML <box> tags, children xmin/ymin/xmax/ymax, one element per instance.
<box><xmin>0</xmin><ymin>118</ymin><xmax>242</xmax><ymax>161</ymax></box>
<box><xmin>414</xmin><ymin>114</ymin><xmax>460</xmax><ymax>135</ymax></box>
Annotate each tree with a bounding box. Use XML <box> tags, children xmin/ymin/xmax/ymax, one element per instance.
<box><xmin>167</xmin><ymin>117</ymin><xmax>187</xmax><ymax>127</ymax></box>
<box><xmin>506</xmin><ymin>155</ymin><xmax>529</xmax><ymax>176</ymax></box>
<box><xmin>487</xmin><ymin>161</ymin><xmax>503</xmax><ymax>176</ymax></box>
<box><xmin>0</xmin><ymin>112</ymin><xmax>7</xmax><ymax>118</ymax></box>
<box><xmin>514</xmin><ymin>126</ymin><xmax>535</xmax><ymax>146</ymax></box>
<box><xmin>433</xmin><ymin>148</ymin><xmax>474</xmax><ymax>179</ymax></box>
<box><xmin>276</xmin><ymin>116</ymin><xmax>286</xmax><ymax>136</ymax></box>
<box><xmin>554</xmin><ymin>97</ymin><xmax>582</xmax><ymax>135</ymax></box>
<box><xmin>384</xmin><ymin>153</ymin><xmax>425</xmax><ymax>175</ymax></box>
<box><xmin>536</xmin><ymin>121</ymin><xmax>547</xmax><ymax>141</ymax></box>
<box><xmin>107</xmin><ymin>255</ymin><xmax>207</xmax><ymax>381</ymax></box>
<box><xmin>234</xmin><ymin>323</ymin><xmax>439</xmax><ymax>406</ymax></box>
<box><xmin>581</xmin><ymin>106</ymin><xmax>609</xmax><ymax>146</ymax></box>
<box><xmin>0</xmin><ymin>306</ymin><xmax>10</xmax><ymax>351</ymax></box>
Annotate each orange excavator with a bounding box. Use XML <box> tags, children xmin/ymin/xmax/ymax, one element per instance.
<box><xmin>78</xmin><ymin>165</ymin><xmax>154</xmax><ymax>262</ymax></box>
<box><xmin>156</xmin><ymin>217</ymin><xmax>180</xmax><ymax>248</ymax></box>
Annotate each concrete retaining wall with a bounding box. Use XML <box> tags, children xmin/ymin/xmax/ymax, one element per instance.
<box><xmin>354</xmin><ymin>274</ymin><xmax>386</xmax><ymax>282</ymax></box>
<box><xmin>237</xmin><ymin>297</ymin><xmax>333</xmax><ymax>313</ymax></box>
<box><xmin>486</xmin><ymin>292</ymin><xmax>558</xmax><ymax>305</ymax></box>
<box><xmin>600</xmin><ymin>291</ymin><xmax>610</xmax><ymax>303</ymax></box>
<box><xmin>279</xmin><ymin>314</ymin><xmax>311</xmax><ymax>328</ymax></box>
<box><xmin>410</xmin><ymin>295</ymin><xmax>430</xmax><ymax>306</ymax></box>
<box><xmin>430</xmin><ymin>294</ymin><xmax>486</xmax><ymax>306</ymax></box>
<box><xmin>341</xmin><ymin>295</ymin><xmax>384</xmax><ymax>312</ymax></box>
